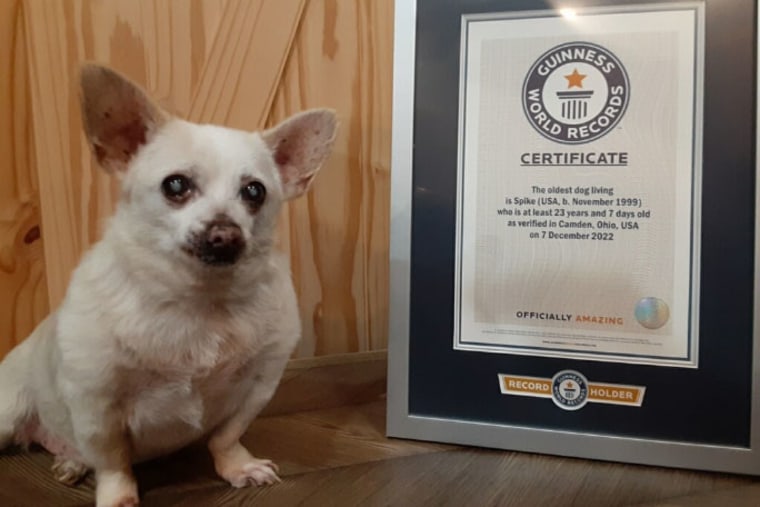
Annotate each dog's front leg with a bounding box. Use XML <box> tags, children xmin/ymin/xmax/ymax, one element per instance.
<box><xmin>66</xmin><ymin>394</ymin><xmax>137</xmax><ymax>507</ymax></box>
<box><xmin>208</xmin><ymin>356</ymin><xmax>289</xmax><ymax>488</ymax></box>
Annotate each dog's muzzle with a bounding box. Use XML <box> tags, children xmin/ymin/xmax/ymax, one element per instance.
<box><xmin>192</xmin><ymin>217</ymin><xmax>245</xmax><ymax>266</ymax></box>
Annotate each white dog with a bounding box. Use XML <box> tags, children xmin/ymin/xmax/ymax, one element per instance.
<box><xmin>0</xmin><ymin>64</ymin><xmax>336</xmax><ymax>507</ymax></box>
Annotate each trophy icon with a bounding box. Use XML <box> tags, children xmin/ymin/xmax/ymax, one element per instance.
<box><xmin>557</xmin><ymin>68</ymin><xmax>593</xmax><ymax>120</ymax></box>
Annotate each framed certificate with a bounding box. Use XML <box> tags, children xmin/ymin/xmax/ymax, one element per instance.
<box><xmin>387</xmin><ymin>0</ymin><xmax>760</xmax><ymax>474</ymax></box>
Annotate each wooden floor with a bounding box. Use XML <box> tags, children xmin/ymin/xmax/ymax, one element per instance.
<box><xmin>0</xmin><ymin>352</ymin><xmax>758</xmax><ymax>507</ymax></box>
<box><xmin>2</xmin><ymin>396</ymin><xmax>760</xmax><ymax>506</ymax></box>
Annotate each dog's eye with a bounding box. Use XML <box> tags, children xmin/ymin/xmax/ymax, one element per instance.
<box><xmin>240</xmin><ymin>181</ymin><xmax>266</xmax><ymax>209</ymax></box>
<box><xmin>161</xmin><ymin>174</ymin><xmax>194</xmax><ymax>203</ymax></box>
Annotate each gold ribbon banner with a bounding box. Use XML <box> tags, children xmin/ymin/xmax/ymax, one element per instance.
<box><xmin>498</xmin><ymin>374</ymin><xmax>645</xmax><ymax>407</ymax></box>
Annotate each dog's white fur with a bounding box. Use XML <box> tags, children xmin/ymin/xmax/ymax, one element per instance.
<box><xmin>0</xmin><ymin>64</ymin><xmax>336</xmax><ymax>507</ymax></box>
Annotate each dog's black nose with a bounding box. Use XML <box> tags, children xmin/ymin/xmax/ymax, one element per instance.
<box><xmin>199</xmin><ymin>219</ymin><xmax>244</xmax><ymax>266</ymax></box>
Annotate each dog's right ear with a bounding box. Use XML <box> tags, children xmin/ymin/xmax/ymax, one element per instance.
<box><xmin>79</xmin><ymin>64</ymin><xmax>168</xmax><ymax>173</ymax></box>
<box><xmin>261</xmin><ymin>109</ymin><xmax>338</xmax><ymax>200</ymax></box>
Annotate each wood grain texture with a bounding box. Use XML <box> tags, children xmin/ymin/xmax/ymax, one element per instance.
<box><xmin>641</xmin><ymin>485</ymin><xmax>760</xmax><ymax>507</ymax></box>
<box><xmin>0</xmin><ymin>0</ymin><xmax>49</xmax><ymax>359</ymax></box>
<box><xmin>260</xmin><ymin>350</ymin><xmax>387</xmax><ymax>417</ymax></box>
<box><xmin>187</xmin><ymin>0</ymin><xmax>307</xmax><ymax>129</ymax></box>
<box><xmin>3</xmin><ymin>400</ymin><xmax>755</xmax><ymax>507</ymax></box>
<box><xmin>234</xmin><ymin>450</ymin><xmax>756</xmax><ymax>507</ymax></box>
<box><xmin>14</xmin><ymin>0</ymin><xmax>393</xmax><ymax>358</ymax></box>
<box><xmin>271</xmin><ymin>0</ymin><xmax>394</xmax><ymax>356</ymax></box>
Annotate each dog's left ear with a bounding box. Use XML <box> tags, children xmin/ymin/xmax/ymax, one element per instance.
<box><xmin>80</xmin><ymin>63</ymin><xmax>168</xmax><ymax>173</ymax></box>
<box><xmin>262</xmin><ymin>109</ymin><xmax>337</xmax><ymax>200</ymax></box>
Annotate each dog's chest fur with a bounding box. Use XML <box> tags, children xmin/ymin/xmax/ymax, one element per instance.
<box><xmin>114</xmin><ymin>295</ymin><xmax>288</xmax><ymax>459</ymax></box>
<box><xmin>51</xmin><ymin>246</ymin><xmax>299</xmax><ymax>461</ymax></box>
<box><xmin>105</xmin><ymin>306</ymin><xmax>268</xmax><ymax>459</ymax></box>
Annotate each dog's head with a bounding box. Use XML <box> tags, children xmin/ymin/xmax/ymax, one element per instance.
<box><xmin>79</xmin><ymin>64</ymin><xmax>336</xmax><ymax>268</ymax></box>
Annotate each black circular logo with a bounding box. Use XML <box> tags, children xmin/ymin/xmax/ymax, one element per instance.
<box><xmin>551</xmin><ymin>370</ymin><xmax>589</xmax><ymax>410</ymax></box>
<box><xmin>522</xmin><ymin>42</ymin><xmax>630</xmax><ymax>144</ymax></box>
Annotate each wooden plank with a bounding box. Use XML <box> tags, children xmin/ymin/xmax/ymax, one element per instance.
<box><xmin>24</xmin><ymin>1</ymin><xmax>92</xmax><ymax>310</ymax></box>
<box><xmin>261</xmin><ymin>350</ymin><xmax>388</xmax><ymax>417</ymax></box>
<box><xmin>0</xmin><ymin>449</ymin><xmax>93</xmax><ymax>507</ymax></box>
<box><xmin>270</xmin><ymin>0</ymin><xmax>394</xmax><ymax>356</ymax></box>
<box><xmin>0</xmin><ymin>0</ymin><xmax>48</xmax><ymax>359</ymax></box>
<box><xmin>187</xmin><ymin>0</ymin><xmax>307</xmax><ymax>129</ymax></box>
<box><xmin>640</xmin><ymin>484</ymin><xmax>760</xmax><ymax>507</ymax></box>
<box><xmin>201</xmin><ymin>449</ymin><xmax>752</xmax><ymax>507</ymax></box>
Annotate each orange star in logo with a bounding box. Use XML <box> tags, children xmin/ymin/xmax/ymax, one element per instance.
<box><xmin>564</xmin><ymin>68</ymin><xmax>587</xmax><ymax>89</ymax></box>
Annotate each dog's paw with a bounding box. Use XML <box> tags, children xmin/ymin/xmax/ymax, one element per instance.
<box><xmin>52</xmin><ymin>456</ymin><xmax>89</xmax><ymax>486</ymax></box>
<box><xmin>223</xmin><ymin>458</ymin><xmax>281</xmax><ymax>488</ymax></box>
<box><xmin>97</xmin><ymin>492</ymin><xmax>139</xmax><ymax>507</ymax></box>
<box><xmin>95</xmin><ymin>470</ymin><xmax>139</xmax><ymax>507</ymax></box>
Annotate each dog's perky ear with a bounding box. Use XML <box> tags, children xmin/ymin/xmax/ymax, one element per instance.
<box><xmin>79</xmin><ymin>63</ymin><xmax>167</xmax><ymax>173</ymax></box>
<box><xmin>262</xmin><ymin>109</ymin><xmax>337</xmax><ymax>200</ymax></box>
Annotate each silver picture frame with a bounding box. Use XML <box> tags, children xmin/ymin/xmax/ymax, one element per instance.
<box><xmin>387</xmin><ymin>0</ymin><xmax>760</xmax><ymax>475</ymax></box>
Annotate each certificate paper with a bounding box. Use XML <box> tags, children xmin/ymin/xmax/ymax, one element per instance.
<box><xmin>454</xmin><ymin>7</ymin><xmax>702</xmax><ymax>366</ymax></box>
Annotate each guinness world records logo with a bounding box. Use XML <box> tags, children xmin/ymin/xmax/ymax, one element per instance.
<box><xmin>522</xmin><ymin>42</ymin><xmax>630</xmax><ymax>144</ymax></box>
<box><xmin>551</xmin><ymin>370</ymin><xmax>589</xmax><ymax>410</ymax></box>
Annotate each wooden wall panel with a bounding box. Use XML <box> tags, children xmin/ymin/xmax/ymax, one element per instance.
<box><xmin>0</xmin><ymin>0</ymin><xmax>49</xmax><ymax>358</ymax></box>
<box><xmin>187</xmin><ymin>0</ymin><xmax>307</xmax><ymax>129</ymax></box>
<box><xmin>4</xmin><ymin>0</ymin><xmax>393</xmax><ymax>359</ymax></box>
<box><xmin>270</xmin><ymin>0</ymin><xmax>393</xmax><ymax>356</ymax></box>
